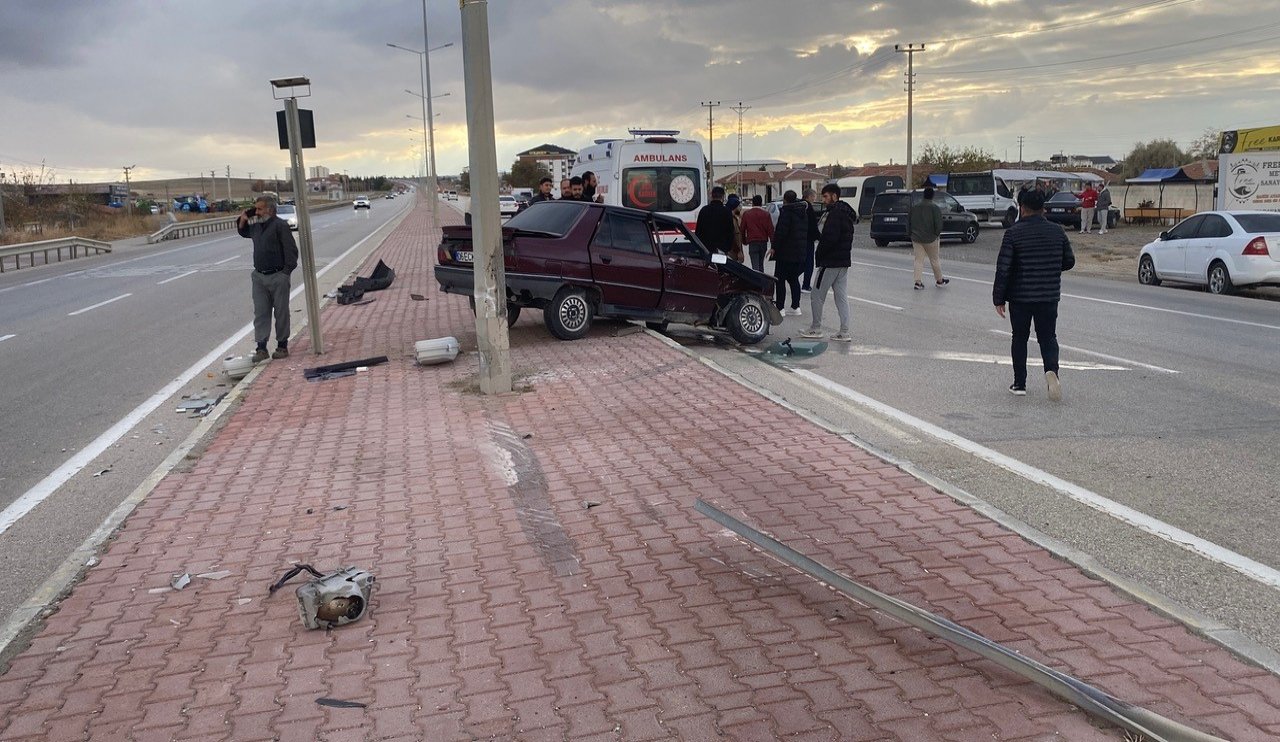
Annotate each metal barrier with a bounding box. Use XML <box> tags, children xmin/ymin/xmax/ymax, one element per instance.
<box><xmin>146</xmin><ymin>215</ymin><xmax>240</xmax><ymax>244</ymax></box>
<box><xmin>0</xmin><ymin>237</ymin><xmax>112</xmax><ymax>273</ymax></box>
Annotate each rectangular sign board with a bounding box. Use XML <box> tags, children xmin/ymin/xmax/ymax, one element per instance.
<box><xmin>277</xmin><ymin>109</ymin><xmax>316</xmax><ymax>149</ymax></box>
<box><xmin>1219</xmin><ymin>125</ymin><xmax>1280</xmax><ymax>154</ymax></box>
<box><xmin>1218</xmin><ymin>153</ymin><xmax>1280</xmax><ymax>212</ymax></box>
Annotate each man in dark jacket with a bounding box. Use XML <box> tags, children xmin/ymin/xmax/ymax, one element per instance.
<box><xmin>695</xmin><ymin>186</ymin><xmax>735</xmax><ymax>255</ymax></box>
<box><xmin>527</xmin><ymin>177</ymin><xmax>555</xmax><ymax>205</ymax></box>
<box><xmin>800</xmin><ymin>184</ymin><xmax>856</xmax><ymax>340</ymax></box>
<box><xmin>768</xmin><ymin>190</ymin><xmax>809</xmax><ymax>315</ymax></box>
<box><xmin>993</xmin><ymin>188</ymin><xmax>1075</xmax><ymax>399</ymax></box>
<box><xmin>800</xmin><ymin>189</ymin><xmax>820</xmax><ymax>291</ymax></box>
<box><xmin>237</xmin><ymin>196</ymin><xmax>299</xmax><ymax>363</ymax></box>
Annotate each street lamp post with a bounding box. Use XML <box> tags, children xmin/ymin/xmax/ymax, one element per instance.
<box><xmin>270</xmin><ymin>76</ymin><xmax>323</xmax><ymax>355</ymax></box>
<box><xmin>387</xmin><ymin>35</ymin><xmax>452</xmax><ymax>223</ymax></box>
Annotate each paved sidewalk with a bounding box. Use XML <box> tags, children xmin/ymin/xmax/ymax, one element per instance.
<box><xmin>1</xmin><ymin>199</ymin><xmax>1278</xmax><ymax>741</ymax></box>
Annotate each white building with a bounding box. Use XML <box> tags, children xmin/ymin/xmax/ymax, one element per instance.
<box><xmin>309</xmin><ymin>165</ymin><xmax>330</xmax><ymax>179</ymax></box>
<box><xmin>516</xmin><ymin>144</ymin><xmax>577</xmax><ymax>183</ymax></box>
<box><xmin>710</xmin><ymin>158</ymin><xmax>787</xmax><ymax>185</ymax></box>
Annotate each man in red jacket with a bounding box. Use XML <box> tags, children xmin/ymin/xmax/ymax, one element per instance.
<box><xmin>1077</xmin><ymin>183</ymin><xmax>1098</xmax><ymax>234</ymax></box>
<box><xmin>740</xmin><ymin>195</ymin><xmax>775</xmax><ymax>272</ymax></box>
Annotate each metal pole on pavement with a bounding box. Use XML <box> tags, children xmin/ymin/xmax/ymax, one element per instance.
<box><xmin>284</xmin><ymin>96</ymin><xmax>324</xmax><ymax>355</ymax></box>
<box><xmin>460</xmin><ymin>0</ymin><xmax>511</xmax><ymax>394</ymax></box>
<box><xmin>422</xmin><ymin>0</ymin><xmax>440</xmax><ymax>223</ymax></box>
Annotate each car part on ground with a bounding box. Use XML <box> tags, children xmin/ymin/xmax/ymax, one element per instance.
<box><xmin>268</xmin><ymin>564</ymin><xmax>376</xmax><ymax>630</ymax></box>
<box><xmin>414</xmin><ymin>337</ymin><xmax>460</xmax><ymax>366</ymax></box>
<box><xmin>302</xmin><ymin>356</ymin><xmax>390</xmax><ymax>381</ymax></box>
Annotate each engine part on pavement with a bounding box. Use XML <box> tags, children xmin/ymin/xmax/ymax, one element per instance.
<box><xmin>268</xmin><ymin>564</ymin><xmax>376</xmax><ymax>630</ymax></box>
<box><xmin>414</xmin><ymin>336</ymin><xmax>459</xmax><ymax>366</ymax></box>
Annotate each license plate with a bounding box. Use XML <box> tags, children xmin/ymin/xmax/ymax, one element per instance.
<box><xmin>1051</xmin><ymin>208</ymin><xmax>1067</xmax><ymax>213</ymax></box>
<box><xmin>882</xmin><ymin>216</ymin><xmax>899</xmax><ymax>222</ymax></box>
<box><xmin>454</xmin><ymin>251</ymin><xmax>474</xmax><ymax>263</ymax></box>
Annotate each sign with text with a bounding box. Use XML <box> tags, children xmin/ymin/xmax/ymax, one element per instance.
<box><xmin>1218</xmin><ymin>153</ymin><xmax>1280</xmax><ymax>211</ymax></box>
<box><xmin>1218</xmin><ymin>125</ymin><xmax>1280</xmax><ymax>154</ymax></box>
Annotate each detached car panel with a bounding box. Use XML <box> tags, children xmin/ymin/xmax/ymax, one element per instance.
<box><xmin>434</xmin><ymin>201</ymin><xmax>781</xmax><ymax>343</ymax></box>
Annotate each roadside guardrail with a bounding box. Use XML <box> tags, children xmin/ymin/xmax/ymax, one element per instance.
<box><xmin>0</xmin><ymin>237</ymin><xmax>112</xmax><ymax>273</ymax></box>
<box><xmin>147</xmin><ymin>201</ymin><xmax>353</xmax><ymax>244</ymax></box>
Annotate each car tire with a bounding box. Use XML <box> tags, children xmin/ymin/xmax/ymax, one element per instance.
<box><xmin>1138</xmin><ymin>255</ymin><xmax>1161</xmax><ymax>286</ymax></box>
<box><xmin>962</xmin><ymin>223</ymin><xmax>979</xmax><ymax>244</ymax></box>
<box><xmin>468</xmin><ymin>296</ymin><xmax>521</xmax><ymax>328</ymax></box>
<box><xmin>874</xmin><ymin>239</ymin><xmax>889</xmax><ymax>247</ymax></box>
<box><xmin>544</xmin><ymin>287</ymin><xmax>594</xmax><ymax>340</ymax></box>
<box><xmin>725</xmin><ymin>294</ymin><xmax>770</xmax><ymax>345</ymax></box>
<box><xmin>645</xmin><ymin>321</ymin><xmax>669</xmax><ymax>332</ymax></box>
<box><xmin>1001</xmin><ymin>209</ymin><xmax>1016</xmax><ymax>228</ymax></box>
<box><xmin>1207</xmin><ymin>261</ymin><xmax>1234</xmax><ymax>295</ymax></box>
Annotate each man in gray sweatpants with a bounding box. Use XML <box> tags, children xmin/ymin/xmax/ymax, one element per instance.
<box><xmin>801</xmin><ymin>184</ymin><xmax>856</xmax><ymax>341</ymax></box>
<box><xmin>237</xmin><ymin>196</ymin><xmax>299</xmax><ymax>363</ymax></box>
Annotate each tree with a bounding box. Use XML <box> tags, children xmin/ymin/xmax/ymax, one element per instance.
<box><xmin>459</xmin><ymin>171</ymin><xmax>470</xmax><ymax>191</ymax></box>
<box><xmin>1120</xmin><ymin>139</ymin><xmax>1189</xmax><ymax>179</ymax></box>
<box><xmin>916</xmin><ymin>141</ymin><xmax>996</xmax><ymax>176</ymax></box>
<box><xmin>1188</xmin><ymin>128</ymin><xmax>1222</xmax><ymax>161</ymax></box>
<box><xmin>508</xmin><ymin>159</ymin><xmax>551</xmax><ymax>188</ymax></box>
<box><xmin>251</xmin><ymin>179</ymin><xmax>266</xmax><ymax>193</ymax></box>
<box><xmin>828</xmin><ymin>162</ymin><xmax>851</xmax><ymax>179</ymax></box>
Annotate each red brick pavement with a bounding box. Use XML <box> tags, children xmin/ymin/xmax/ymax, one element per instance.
<box><xmin>2</xmin><ymin>197</ymin><xmax>1278</xmax><ymax>741</ymax></box>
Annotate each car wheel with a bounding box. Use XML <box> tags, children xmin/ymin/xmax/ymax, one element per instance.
<box><xmin>1001</xmin><ymin>209</ymin><xmax>1016</xmax><ymax>228</ymax></box>
<box><xmin>874</xmin><ymin>239</ymin><xmax>889</xmax><ymax>247</ymax></box>
<box><xmin>467</xmin><ymin>296</ymin><xmax>521</xmax><ymax>328</ymax></box>
<box><xmin>1207</xmin><ymin>261</ymin><xmax>1234</xmax><ymax>295</ymax></box>
<box><xmin>544</xmin><ymin>287</ymin><xmax>594</xmax><ymax>340</ymax></box>
<box><xmin>1137</xmin><ymin>256</ymin><xmax>1161</xmax><ymax>286</ymax></box>
<box><xmin>726</xmin><ymin>294</ymin><xmax>770</xmax><ymax>345</ymax></box>
<box><xmin>962</xmin><ymin>223</ymin><xmax>979</xmax><ymax>244</ymax></box>
<box><xmin>645</xmin><ymin>321</ymin><xmax>669</xmax><ymax>332</ymax></box>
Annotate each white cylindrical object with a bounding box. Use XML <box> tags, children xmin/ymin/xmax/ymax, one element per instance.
<box><xmin>222</xmin><ymin>355</ymin><xmax>254</xmax><ymax>380</ymax></box>
<box><xmin>414</xmin><ymin>336</ymin><xmax>460</xmax><ymax>365</ymax></box>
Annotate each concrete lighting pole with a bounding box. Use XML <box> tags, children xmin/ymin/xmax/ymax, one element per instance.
<box><xmin>388</xmin><ymin>37</ymin><xmax>452</xmax><ymax>221</ymax></box>
<box><xmin>270</xmin><ymin>76</ymin><xmax>324</xmax><ymax>355</ymax></box>
<box><xmin>460</xmin><ymin>0</ymin><xmax>511</xmax><ymax>394</ymax></box>
<box><xmin>894</xmin><ymin>44</ymin><xmax>926</xmax><ymax>189</ymax></box>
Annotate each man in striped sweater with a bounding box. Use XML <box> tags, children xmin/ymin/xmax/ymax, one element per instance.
<box><xmin>993</xmin><ymin>189</ymin><xmax>1075</xmax><ymax>400</ymax></box>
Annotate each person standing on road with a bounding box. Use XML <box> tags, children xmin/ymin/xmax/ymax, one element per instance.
<box><xmin>1077</xmin><ymin>182</ymin><xmax>1099</xmax><ymax>234</ymax></box>
<box><xmin>237</xmin><ymin>196</ymin><xmax>299</xmax><ymax>363</ymax></box>
<box><xmin>740</xmin><ymin>195</ymin><xmax>774</xmax><ymax>272</ymax></box>
<box><xmin>909</xmin><ymin>187</ymin><xmax>949</xmax><ymax>290</ymax></box>
<box><xmin>695</xmin><ymin>186</ymin><xmax>735</xmax><ymax>255</ymax></box>
<box><xmin>769</xmin><ymin>190</ymin><xmax>808</xmax><ymax>316</ymax></box>
<box><xmin>993</xmin><ymin>188</ymin><xmax>1075</xmax><ymax>400</ymax></box>
<box><xmin>800</xmin><ymin>184</ymin><xmax>855</xmax><ymax>341</ymax></box>
<box><xmin>800</xmin><ymin>188</ymin><xmax>820</xmax><ymax>292</ymax></box>
<box><xmin>726</xmin><ymin>194</ymin><xmax>745</xmax><ymax>262</ymax></box>
<box><xmin>1095</xmin><ymin>182</ymin><xmax>1112</xmax><ymax>234</ymax></box>
<box><xmin>528</xmin><ymin>177</ymin><xmax>555</xmax><ymax>205</ymax></box>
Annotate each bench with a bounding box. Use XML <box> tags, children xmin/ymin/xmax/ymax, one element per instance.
<box><xmin>1123</xmin><ymin>207</ymin><xmax>1186</xmax><ymax>226</ymax></box>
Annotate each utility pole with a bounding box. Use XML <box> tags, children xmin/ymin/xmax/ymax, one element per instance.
<box><xmin>226</xmin><ymin>165</ymin><xmax>232</xmax><ymax>201</ymax></box>
<box><xmin>894</xmin><ymin>44</ymin><xmax>926</xmax><ymax>189</ymax></box>
<box><xmin>461</xmin><ymin>0</ymin><xmax>511</xmax><ymax>394</ymax></box>
<box><xmin>122</xmin><ymin>165</ymin><xmax>136</xmax><ymax>218</ymax></box>
<box><xmin>1018</xmin><ymin>135</ymin><xmax>1025</xmax><ymax>166</ymax></box>
<box><xmin>730</xmin><ymin>101</ymin><xmax>751</xmax><ymax>196</ymax></box>
<box><xmin>0</xmin><ymin>171</ymin><xmax>7</xmax><ymax>236</ymax></box>
<box><xmin>701</xmin><ymin>100</ymin><xmax>721</xmax><ymax>194</ymax></box>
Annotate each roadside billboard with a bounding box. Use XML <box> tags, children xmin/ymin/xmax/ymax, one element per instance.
<box><xmin>1217</xmin><ymin>154</ymin><xmax>1280</xmax><ymax>211</ymax></box>
<box><xmin>1218</xmin><ymin>125</ymin><xmax>1280</xmax><ymax>154</ymax></box>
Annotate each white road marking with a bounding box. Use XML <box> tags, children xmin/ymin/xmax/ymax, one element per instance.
<box><xmin>67</xmin><ymin>293</ymin><xmax>132</xmax><ymax>316</ymax></box>
<box><xmin>839</xmin><ymin>345</ymin><xmax>1124</xmax><ymax>371</ymax></box>
<box><xmin>989</xmin><ymin>329</ymin><xmax>1180</xmax><ymax>374</ymax></box>
<box><xmin>793</xmin><ymin>369</ymin><xmax>1280</xmax><ymax>591</ymax></box>
<box><xmin>848</xmin><ymin>296</ymin><xmax>904</xmax><ymax>311</ymax></box>
<box><xmin>852</xmin><ymin>260</ymin><xmax>987</xmax><ymax>285</ymax></box>
<box><xmin>0</xmin><ymin>226</ymin><xmax>387</xmax><ymax>537</ymax></box>
<box><xmin>0</xmin><ymin>334</ymin><xmax>15</xmax><ymax>343</ymax></box>
<box><xmin>1061</xmin><ymin>293</ymin><xmax>1280</xmax><ymax>332</ymax></box>
<box><xmin>156</xmin><ymin>270</ymin><xmax>199</xmax><ymax>285</ymax></box>
<box><xmin>213</xmin><ymin>255</ymin><xmax>239</xmax><ymax>265</ymax></box>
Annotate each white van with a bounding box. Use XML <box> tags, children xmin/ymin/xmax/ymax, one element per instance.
<box><xmin>836</xmin><ymin>175</ymin><xmax>904</xmax><ymax>222</ymax></box>
<box><xmin>570</xmin><ymin>129</ymin><xmax>707</xmax><ymax>230</ymax></box>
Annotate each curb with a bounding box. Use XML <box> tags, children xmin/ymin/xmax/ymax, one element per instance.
<box><xmin>0</xmin><ymin>201</ymin><xmax>417</xmax><ymax>670</ymax></box>
<box><xmin>643</xmin><ymin>328</ymin><xmax>1280</xmax><ymax>677</ymax></box>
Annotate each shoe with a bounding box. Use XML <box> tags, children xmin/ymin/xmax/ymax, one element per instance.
<box><xmin>831</xmin><ymin>332</ymin><xmax>853</xmax><ymax>342</ymax></box>
<box><xmin>251</xmin><ymin>348</ymin><xmax>269</xmax><ymax>363</ymax></box>
<box><xmin>790</xmin><ymin>307</ymin><xmax>803</xmax><ymax>316</ymax></box>
<box><xmin>800</xmin><ymin>328</ymin><xmax>825</xmax><ymax>339</ymax></box>
<box><xmin>801</xmin><ymin>287</ymin><xmax>812</xmax><ymax>293</ymax></box>
<box><xmin>913</xmin><ymin>281</ymin><xmax>925</xmax><ymax>290</ymax></box>
<box><xmin>272</xmin><ymin>347</ymin><xmax>290</xmax><ymax>360</ymax></box>
<box><xmin>1046</xmin><ymin>370</ymin><xmax>1061</xmax><ymax>401</ymax></box>
<box><xmin>936</xmin><ymin>278</ymin><xmax>950</xmax><ymax>287</ymax></box>
<box><xmin>1008</xmin><ymin>384</ymin><xmax>1027</xmax><ymax>396</ymax></box>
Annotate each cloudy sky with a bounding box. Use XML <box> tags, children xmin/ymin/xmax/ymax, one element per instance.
<box><xmin>2</xmin><ymin>0</ymin><xmax>1277</xmax><ymax>185</ymax></box>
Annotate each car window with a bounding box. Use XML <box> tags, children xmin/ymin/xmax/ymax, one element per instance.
<box><xmin>873</xmin><ymin>194</ymin><xmax>912</xmax><ymax>214</ymax></box>
<box><xmin>621</xmin><ymin>167</ymin><xmax>701</xmax><ymax>212</ymax></box>
<box><xmin>1233</xmin><ymin>213</ymin><xmax>1280</xmax><ymax>233</ymax></box>
<box><xmin>840</xmin><ymin>186</ymin><xmax>858</xmax><ymax>199</ymax></box>
<box><xmin>1196</xmin><ymin>215</ymin><xmax>1232</xmax><ymax>239</ymax></box>
<box><xmin>606</xmin><ymin>215</ymin><xmax>656</xmax><ymax>255</ymax></box>
<box><xmin>503</xmin><ymin>201</ymin><xmax>587</xmax><ymax>236</ymax></box>
<box><xmin>1166</xmin><ymin>215</ymin><xmax>1205</xmax><ymax>240</ymax></box>
<box><xmin>941</xmin><ymin>194</ymin><xmax>961</xmax><ymax>211</ymax></box>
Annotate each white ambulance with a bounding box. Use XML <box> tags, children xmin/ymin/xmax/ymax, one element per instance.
<box><xmin>570</xmin><ymin>129</ymin><xmax>707</xmax><ymax>230</ymax></box>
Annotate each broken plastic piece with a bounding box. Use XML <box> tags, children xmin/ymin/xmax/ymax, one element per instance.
<box><xmin>171</xmin><ymin>573</ymin><xmax>191</xmax><ymax>590</ymax></box>
<box><xmin>583</xmin><ymin>500</ymin><xmax>602</xmax><ymax>509</ymax></box>
<box><xmin>315</xmin><ymin>697</ymin><xmax>367</xmax><ymax>709</ymax></box>
<box><xmin>303</xmin><ymin>356</ymin><xmax>388</xmax><ymax>380</ymax></box>
<box><xmin>197</xmin><ymin>570</ymin><xmax>232</xmax><ymax>580</ymax></box>
<box><xmin>92</xmin><ymin>469</ymin><xmax>111</xmax><ymax>477</ymax></box>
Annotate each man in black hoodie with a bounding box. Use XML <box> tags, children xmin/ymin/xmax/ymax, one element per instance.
<box><xmin>993</xmin><ymin>188</ymin><xmax>1075</xmax><ymax>400</ymax></box>
<box><xmin>800</xmin><ymin>184</ymin><xmax>856</xmax><ymax>340</ymax></box>
<box><xmin>695</xmin><ymin>186</ymin><xmax>735</xmax><ymax>255</ymax></box>
<box><xmin>768</xmin><ymin>190</ymin><xmax>809</xmax><ymax>315</ymax></box>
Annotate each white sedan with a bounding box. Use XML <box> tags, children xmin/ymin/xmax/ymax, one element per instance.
<box><xmin>498</xmin><ymin>195</ymin><xmax>520</xmax><ymax>217</ymax></box>
<box><xmin>1138</xmin><ymin>210</ymin><xmax>1280</xmax><ymax>295</ymax></box>
<box><xmin>276</xmin><ymin>203</ymin><xmax>299</xmax><ymax>230</ymax></box>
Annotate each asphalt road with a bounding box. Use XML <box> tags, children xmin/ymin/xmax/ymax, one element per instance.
<box><xmin>0</xmin><ymin>195</ymin><xmax>412</xmax><ymax>631</ymax></box>
<box><xmin>673</xmin><ymin>229</ymin><xmax>1280</xmax><ymax>657</ymax></box>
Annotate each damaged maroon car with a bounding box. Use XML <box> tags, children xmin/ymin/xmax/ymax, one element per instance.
<box><xmin>434</xmin><ymin>201</ymin><xmax>781</xmax><ymax>343</ymax></box>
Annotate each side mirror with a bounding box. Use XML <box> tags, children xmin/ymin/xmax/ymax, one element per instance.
<box><xmin>1159</xmin><ymin>231</ymin><xmax>1169</xmax><ymax>240</ymax></box>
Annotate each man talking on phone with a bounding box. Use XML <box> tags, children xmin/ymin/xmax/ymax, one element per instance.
<box><xmin>237</xmin><ymin>196</ymin><xmax>299</xmax><ymax>363</ymax></box>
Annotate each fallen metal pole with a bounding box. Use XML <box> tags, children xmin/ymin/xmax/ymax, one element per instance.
<box><xmin>694</xmin><ymin>499</ymin><xmax>1227</xmax><ymax>742</ymax></box>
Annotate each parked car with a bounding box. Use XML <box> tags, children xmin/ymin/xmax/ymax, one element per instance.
<box><xmin>1043</xmin><ymin>191</ymin><xmax>1119</xmax><ymax>230</ymax></box>
<box><xmin>868</xmin><ymin>190</ymin><xmax>979</xmax><ymax>247</ymax></box>
<box><xmin>498</xmin><ymin>195</ymin><xmax>520</xmax><ymax>217</ymax></box>
<box><xmin>276</xmin><ymin>203</ymin><xmax>299</xmax><ymax>230</ymax></box>
<box><xmin>353</xmin><ymin>196</ymin><xmax>371</xmax><ymax>209</ymax></box>
<box><xmin>447</xmin><ymin>191</ymin><xmax>458</xmax><ymax>200</ymax></box>
<box><xmin>1138</xmin><ymin>210</ymin><xmax>1280</xmax><ymax>295</ymax></box>
<box><xmin>434</xmin><ymin>201</ymin><xmax>781</xmax><ymax>343</ymax></box>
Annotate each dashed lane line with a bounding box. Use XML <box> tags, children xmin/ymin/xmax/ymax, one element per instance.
<box><xmin>848</xmin><ymin>296</ymin><xmax>904</xmax><ymax>311</ymax></box>
<box><xmin>988</xmin><ymin>329</ymin><xmax>1180</xmax><ymax>374</ymax></box>
<box><xmin>67</xmin><ymin>293</ymin><xmax>131</xmax><ymax>316</ymax></box>
<box><xmin>212</xmin><ymin>255</ymin><xmax>239</xmax><ymax>265</ymax></box>
<box><xmin>156</xmin><ymin>270</ymin><xmax>199</xmax><ymax>285</ymax></box>
<box><xmin>0</xmin><ymin>334</ymin><xmax>14</xmax><ymax>343</ymax></box>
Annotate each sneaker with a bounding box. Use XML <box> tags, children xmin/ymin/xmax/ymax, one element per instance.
<box><xmin>789</xmin><ymin>307</ymin><xmax>803</xmax><ymax>317</ymax></box>
<box><xmin>1046</xmin><ymin>370</ymin><xmax>1061</xmax><ymax>401</ymax></box>
<box><xmin>831</xmin><ymin>332</ymin><xmax>853</xmax><ymax>342</ymax></box>
<box><xmin>272</xmin><ymin>347</ymin><xmax>290</xmax><ymax>360</ymax></box>
<box><xmin>251</xmin><ymin>348</ymin><xmax>269</xmax><ymax>363</ymax></box>
<box><xmin>913</xmin><ymin>281</ymin><xmax>925</xmax><ymax>290</ymax></box>
<box><xmin>936</xmin><ymin>278</ymin><xmax>950</xmax><ymax>287</ymax></box>
<box><xmin>800</xmin><ymin>328</ymin><xmax>825</xmax><ymax>339</ymax></box>
<box><xmin>801</xmin><ymin>287</ymin><xmax>812</xmax><ymax>294</ymax></box>
<box><xmin>1008</xmin><ymin>384</ymin><xmax>1027</xmax><ymax>396</ymax></box>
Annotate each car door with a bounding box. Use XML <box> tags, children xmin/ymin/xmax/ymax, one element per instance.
<box><xmin>939</xmin><ymin>193</ymin><xmax>965</xmax><ymax>236</ymax></box>
<box><xmin>589</xmin><ymin>212</ymin><xmax>663</xmax><ymax>310</ymax></box>
<box><xmin>1151</xmin><ymin>215</ymin><xmax>1204</xmax><ymax>279</ymax></box>
<box><xmin>659</xmin><ymin>227</ymin><xmax>720</xmax><ymax>316</ymax></box>
<box><xmin>1185</xmin><ymin>214</ymin><xmax>1230</xmax><ymax>284</ymax></box>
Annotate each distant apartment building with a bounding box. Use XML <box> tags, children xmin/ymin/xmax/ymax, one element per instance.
<box><xmin>309</xmin><ymin>165</ymin><xmax>330</xmax><ymax>179</ymax></box>
<box><xmin>516</xmin><ymin>144</ymin><xmax>577</xmax><ymax>183</ymax></box>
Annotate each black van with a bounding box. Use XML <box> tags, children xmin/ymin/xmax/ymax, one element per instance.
<box><xmin>868</xmin><ymin>190</ymin><xmax>981</xmax><ymax>247</ymax></box>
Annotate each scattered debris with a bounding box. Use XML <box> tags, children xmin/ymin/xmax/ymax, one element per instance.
<box><xmin>222</xmin><ymin>355</ymin><xmax>253</xmax><ymax>381</ymax></box>
<box><xmin>583</xmin><ymin>500</ymin><xmax>602</xmax><ymax>510</ymax></box>
<box><xmin>92</xmin><ymin>468</ymin><xmax>111</xmax><ymax>477</ymax></box>
<box><xmin>315</xmin><ymin>698</ymin><xmax>367</xmax><ymax>709</ymax></box>
<box><xmin>333</xmin><ymin>505</ymin><xmax>348</xmax><ymax>511</ymax></box>
<box><xmin>306</xmin><ymin>508</ymin><xmax>314</xmax><ymax>514</ymax></box>
<box><xmin>409</xmin><ymin>293</ymin><xmax>426</xmax><ymax>301</ymax></box>
<box><xmin>522</xmin><ymin>433</ymin><xmax>533</xmax><ymax>440</ymax></box>
<box><xmin>414</xmin><ymin>337</ymin><xmax>459</xmax><ymax>366</ymax></box>
<box><xmin>304</xmin><ymin>356</ymin><xmax>389</xmax><ymax>382</ymax></box>
<box><xmin>337</xmin><ymin>260</ymin><xmax>395</xmax><ymax>304</ymax></box>
<box><xmin>171</xmin><ymin>573</ymin><xmax>191</xmax><ymax>590</ymax></box>
<box><xmin>348</xmin><ymin>297</ymin><xmax>376</xmax><ymax>306</ymax></box>
<box><xmin>85</xmin><ymin>556</ymin><xmax>98</xmax><ymax>567</ymax></box>
<box><xmin>197</xmin><ymin>570</ymin><xmax>232</xmax><ymax>580</ymax></box>
<box><xmin>269</xmin><ymin>564</ymin><xmax>376</xmax><ymax>630</ymax></box>
<box><xmin>175</xmin><ymin>392</ymin><xmax>227</xmax><ymax>416</ymax></box>
<box><xmin>236</xmin><ymin>598</ymin><xmax>253</xmax><ymax>606</ymax></box>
